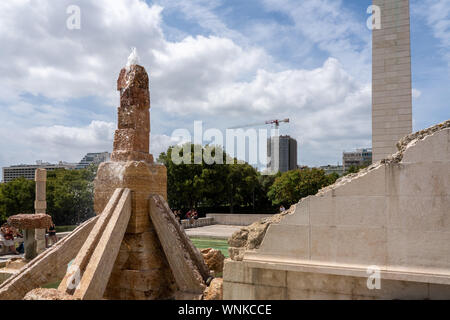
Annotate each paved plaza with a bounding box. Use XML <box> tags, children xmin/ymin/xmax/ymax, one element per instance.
<box><xmin>185</xmin><ymin>225</ymin><xmax>241</xmax><ymax>240</ymax></box>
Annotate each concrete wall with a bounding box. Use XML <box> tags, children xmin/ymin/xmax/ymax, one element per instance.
<box><xmin>181</xmin><ymin>217</ymin><xmax>214</xmax><ymax>229</ymax></box>
<box><xmin>223</xmin><ymin>260</ymin><xmax>450</xmax><ymax>300</ymax></box>
<box><xmin>207</xmin><ymin>214</ymin><xmax>274</xmax><ymax>226</ymax></box>
<box><xmin>372</xmin><ymin>0</ymin><xmax>412</xmax><ymax>161</ymax></box>
<box><xmin>224</xmin><ymin>125</ymin><xmax>450</xmax><ymax>299</ymax></box>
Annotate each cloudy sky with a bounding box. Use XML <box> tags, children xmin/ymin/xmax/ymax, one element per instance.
<box><xmin>0</xmin><ymin>0</ymin><xmax>449</xmax><ymax>179</ymax></box>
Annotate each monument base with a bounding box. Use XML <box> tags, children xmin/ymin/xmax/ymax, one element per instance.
<box><xmin>95</xmin><ymin>161</ymin><xmax>176</xmax><ymax>300</ymax></box>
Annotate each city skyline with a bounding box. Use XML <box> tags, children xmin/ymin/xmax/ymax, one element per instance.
<box><xmin>0</xmin><ymin>0</ymin><xmax>449</xmax><ymax>181</ymax></box>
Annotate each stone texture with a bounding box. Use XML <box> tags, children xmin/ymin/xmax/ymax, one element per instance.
<box><xmin>372</xmin><ymin>0</ymin><xmax>412</xmax><ymax>161</ymax></box>
<box><xmin>59</xmin><ymin>188</ymin><xmax>124</xmax><ymax>294</ymax></box>
<box><xmin>5</xmin><ymin>258</ymin><xmax>27</xmax><ymax>270</ymax></box>
<box><xmin>58</xmin><ymin>189</ymin><xmax>132</xmax><ymax>300</ymax></box>
<box><xmin>73</xmin><ymin>189</ymin><xmax>132</xmax><ymax>300</ymax></box>
<box><xmin>149</xmin><ymin>195</ymin><xmax>208</xmax><ymax>295</ymax></box>
<box><xmin>7</xmin><ymin>213</ymin><xmax>52</xmax><ymax>261</ymax></box>
<box><xmin>23</xmin><ymin>229</ymin><xmax>36</xmax><ymax>260</ymax></box>
<box><xmin>203</xmin><ymin>278</ymin><xmax>223</xmax><ymax>300</ymax></box>
<box><xmin>24</xmin><ymin>288</ymin><xmax>78</xmax><ymax>300</ymax></box>
<box><xmin>227</xmin><ymin>205</ymin><xmax>295</xmax><ymax>261</ymax></box>
<box><xmin>201</xmin><ymin>248</ymin><xmax>225</xmax><ymax>275</ymax></box>
<box><xmin>93</xmin><ymin>63</ymin><xmax>175</xmax><ymax>300</ymax></box>
<box><xmin>111</xmin><ymin>64</ymin><xmax>152</xmax><ymax>163</ymax></box>
<box><xmin>7</xmin><ymin>214</ymin><xmax>52</xmax><ymax>230</ymax></box>
<box><xmin>224</xmin><ymin>122</ymin><xmax>450</xmax><ymax>300</ymax></box>
<box><xmin>34</xmin><ymin>169</ymin><xmax>47</xmax><ymax>254</ymax></box>
<box><xmin>0</xmin><ymin>217</ymin><xmax>98</xmax><ymax>300</ymax></box>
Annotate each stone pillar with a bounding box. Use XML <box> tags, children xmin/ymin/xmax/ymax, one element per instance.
<box><xmin>23</xmin><ymin>229</ymin><xmax>36</xmax><ymax>261</ymax></box>
<box><xmin>94</xmin><ymin>64</ymin><xmax>175</xmax><ymax>300</ymax></box>
<box><xmin>372</xmin><ymin>0</ymin><xmax>412</xmax><ymax>162</ymax></box>
<box><xmin>34</xmin><ymin>169</ymin><xmax>47</xmax><ymax>254</ymax></box>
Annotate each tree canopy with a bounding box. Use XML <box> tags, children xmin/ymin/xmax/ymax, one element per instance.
<box><xmin>267</xmin><ymin>168</ymin><xmax>339</xmax><ymax>206</ymax></box>
<box><xmin>158</xmin><ymin>144</ymin><xmax>267</xmax><ymax>213</ymax></box>
<box><xmin>0</xmin><ymin>146</ymin><xmax>342</xmax><ymax>225</ymax></box>
<box><xmin>0</xmin><ymin>165</ymin><xmax>97</xmax><ymax>226</ymax></box>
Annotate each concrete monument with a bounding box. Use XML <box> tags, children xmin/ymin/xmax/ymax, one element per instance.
<box><xmin>372</xmin><ymin>0</ymin><xmax>412</xmax><ymax>161</ymax></box>
<box><xmin>224</xmin><ymin>120</ymin><xmax>450</xmax><ymax>299</ymax></box>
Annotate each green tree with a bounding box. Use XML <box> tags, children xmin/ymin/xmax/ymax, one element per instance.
<box><xmin>0</xmin><ymin>164</ymin><xmax>97</xmax><ymax>226</ymax></box>
<box><xmin>225</xmin><ymin>160</ymin><xmax>259</xmax><ymax>213</ymax></box>
<box><xmin>158</xmin><ymin>144</ymin><xmax>205</xmax><ymax>210</ymax></box>
<box><xmin>158</xmin><ymin>144</ymin><xmax>264</xmax><ymax>213</ymax></box>
<box><xmin>267</xmin><ymin>168</ymin><xmax>338</xmax><ymax>206</ymax></box>
<box><xmin>0</xmin><ymin>177</ymin><xmax>35</xmax><ymax>223</ymax></box>
<box><xmin>47</xmin><ymin>167</ymin><xmax>96</xmax><ymax>226</ymax></box>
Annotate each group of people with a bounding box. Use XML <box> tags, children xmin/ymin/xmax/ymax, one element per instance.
<box><xmin>0</xmin><ymin>224</ymin><xmax>22</xmax><ymax>255</ymax></box>
<box><xmin>0</xmin><ymin>222</ymin><xmax>58</xmax><ymax>255</ymax></box>
<box><xmin>172</xmin><ymin>209</ymin><xmax>199</xmax><ymax>225</ymax></box>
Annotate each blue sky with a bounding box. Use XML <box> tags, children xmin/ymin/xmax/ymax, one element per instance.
<box><xmin>0</xmin><ymin>0</ymin><xmax>449</xmax><ymax>180</ymax></box>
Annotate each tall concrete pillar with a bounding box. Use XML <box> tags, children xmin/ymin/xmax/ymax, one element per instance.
<box><xmin>372</xmin><ymin>0</ymin><xmax>412</xmax><ymax>161</ymax></box>
<box><xmin>34</xmin><ymin>169</ymin><xmax>47</xmax><ymax>254</ymax></box>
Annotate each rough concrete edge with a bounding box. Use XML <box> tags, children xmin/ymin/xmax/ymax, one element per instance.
<box><xmin>227</xmin><ymin>119</ymin><xmax>450</xmax><ymax>261</ymax></box>
<box><xmin>318</xmin><ymin>119</ymin><xmax>450</xmax><ymax>195</ymax></box>
<box><xmin>393</xmin><ymin>119</ymin><xmax>450</xmax><ymax>162</ymax></box>
<box><xmin>227</xmin><ymin>205</ymin><xmax>296</xmax><ymax>261</ymax></box>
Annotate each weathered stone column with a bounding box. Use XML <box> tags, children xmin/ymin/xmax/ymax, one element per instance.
<box><xmin>7</xmin><ymin>214</ymin><xmax>52</xmax><ymax>261</ymax></box>
<box><xmin>23</xmin><ymin>229</ymin><xmax>36</xmax><ymax>260</ymax></box>
<box><xmin>94</xmin><ymin>62</ymin><xmax>175</xmax><ymax>299</ymax></box>
<box><xmin>34</xmin><ymin>169</ymin><xmax>47</xmax><ymax>254</ymax></box>
<box><xmin>372</xmin><ymin>0</ymin><xmax>412</xmax><ymax>161</ymax></box>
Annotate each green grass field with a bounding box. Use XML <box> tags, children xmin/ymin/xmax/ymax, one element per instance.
<box><xmin>55</xmin><ymin>225</ymin><xmax>77</xmax><ymax>233</ymax></box>
<box><xmin>190</xmin><ymin>237</ymin><xmax>229</xmax><ymax>257</ymax></box>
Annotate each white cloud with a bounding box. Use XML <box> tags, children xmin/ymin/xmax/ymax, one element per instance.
<box><xmin>0</xmin><ymin>0</ymin><xmax>165</xmax><ymax>102</ymax></box>
<box><xmin>414</xmin><ymin>0</ymin><xmax>450</xmax><ymax>66</ymax></box>
<box><xmin>28</xmin><ymin>121</ymin><xmax>115</xmax><ymax>150</ymax></box>
<box><xmin>150</xmin><ymin>134</ymin><xmax>183</xmax><ymax>158</ymax></box>
<box><xmin>0</xmin><ymin>0</ymin><xmax>374</xmax><ymax>173</ymax></box>
<box><xmin>261</xmin><ymin>0</ymin><xmax>372</xmax><ymax>78</ymax></box>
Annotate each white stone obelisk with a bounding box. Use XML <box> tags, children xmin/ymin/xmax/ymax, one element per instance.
<box><xmin>372</xmin><ymin>0</ymin><xmax>412</xmax><ymax>161</ymax></box>
<box><xmin>34</xmin><ymin>169</ymin><xmax>47</xmax><ymax>254</ymax></box>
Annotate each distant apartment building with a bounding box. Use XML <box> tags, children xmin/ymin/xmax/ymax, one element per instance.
<box><xmin>2</xmin><ymin>161</ymin><xmax>77</xmax><ymax>183</ymax></box>
<box><xmin>267</xmin><ymin>135</ymin><xmax>298</xmax><ymax>173</ymax></box>
<box><xmin>76</xmin><ymin>152</ymin><xmax>110</xmax><ymax>169</ymax></box>
<box><xmin>320</xmin><ymin>165</ymin><xmax>344</xmax><ymax>176</ymax></box>
<box><xmin>343</xmin><ymin>148</ymin><xmax>372</xmax><ymax>172</ymax></box>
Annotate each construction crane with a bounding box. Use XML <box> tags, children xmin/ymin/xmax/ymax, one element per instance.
<box><xmin>228</xmin><ymin>118</ymin><xmax>290</xmax><ymax>130</ymax></box>
<box><xmin>264</xmin><ymin>118</ymin><xmax>290</xmax><ymax>128</ymax></box>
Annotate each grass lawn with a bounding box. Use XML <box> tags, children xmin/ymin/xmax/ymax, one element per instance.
<box><xmin>55</xmin><ymin>225</ymin><xmax>77</xmax><ymax>233</ymax></box>
<box><xmin>190</xmin><ymin>237</ymin><xmax>229</xmax><ymax>258</ymax></box>
<box><xmin>42</xmin><ymin>281</ymin><xmax>60</xmax><ymax>289</ymax></box>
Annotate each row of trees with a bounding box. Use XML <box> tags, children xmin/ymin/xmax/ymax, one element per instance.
<box><xmin>158</xmin><ymin>144</ymin><xmax>339</xmax><ymax>214</ymax></box>
<box><xmin>0</xmin><ymin>165</ymin><xmax>96</xmax><ymax>226</ymax></box>
<box><xmin>0</xmin><ymin>144</ymin><xmax>342</xmax><ymax>225</ymax></box>
<box><xmin>157</xmin><ymin>145</ymin><xmax>274</xmax><ymax>213</ymax></box>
